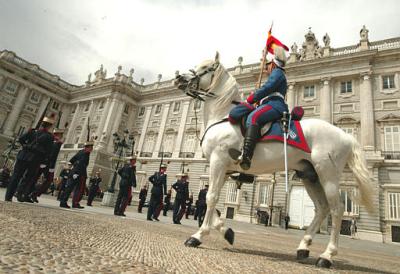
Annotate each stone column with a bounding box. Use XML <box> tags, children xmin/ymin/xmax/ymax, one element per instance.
<box><xmin>3</xmin><ymin>86</ymin><xmax>29</xmax><ymax>136</ymax></box>
<box><xmin>59</xmin><ymin>104</ymin><xmax>71</xmax><ymax>130</ymax></box>
<box><xmin>153</xmin><ymin>103</ymin><xmax>171</xmax><ymax>157</ymax></box>
<box><xmin>79</xmin><ymin>100</ymin><xmax>97</xmax><ymax>143</ymax></box>
<box><xmin>98</xmin><ymin>97</ymin><xmax>117</xmax><ymax>149</ymax></box>
<box><xmin>137</xmin><ymin>106</ymin><xmax>153</xmax><ymax>153</ymax></box>
<box><xmin>65</xmin><ymin>103</ymin><xmax>81</xmax><ymax>144</ymax></box>
<box><xmin>319</xmin><ymin>78</ymin><xmax>331</xmax><ymax>123</ymax></box>
<box><xmin>107</xmin><ymin>100</ymin><xmax>126</xmax><ymax>152</ymax></box>
<box><xmin>173</xmin><ymin>101</ymin><xmax>190</xmax><ymax>158</ymax></box>
<box><xmin>32</xmin><ymin>95</ymin><xmax>50</xmax><ymax>127</ymax></box>
<box><xmin>286</xmin><ymin>82</ymin><xmax>296</xmax><ymax>111</ymax></box>
<box><xmin>96</xmin><ymin>98</ymin><xmax>111</xmax><ymax>140</ymax></box>
<box><xmin>360</xmin><ymin>73</ymin><xmax>375</xmax><ymax>150</ymax></box>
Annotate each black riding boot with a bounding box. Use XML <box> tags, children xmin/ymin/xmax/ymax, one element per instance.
<box><xmin>240</xmin><ymin>125</ymin><xmax>260</xmax><ymax>170</ymax></box>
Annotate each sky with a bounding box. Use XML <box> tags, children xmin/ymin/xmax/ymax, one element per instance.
<box><xmin>1</xmin><ymin>0</ymin><xmax>399</xmax><ymax>85</ymax></box>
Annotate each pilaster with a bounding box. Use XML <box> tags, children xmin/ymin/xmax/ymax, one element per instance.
<box><xmin>287</xmin><ymin>82</ymin><xmax>296</xmax><ymax>110</ymax></box>
<box><xmin>173</xmin><ymin>101</ymin><xmax>190</xmax><ymax>158</ymax></box>
<box><xmin>319</xmin><ymin>78</ymin><xmax>331</xmax><ymax>123</ymax></box>
<box><xmin>153</xmin><ymin>103</ymin><xmax>171</xmax><ymax>157</ymax></box>
<box><xmin>359</xmin><ymin>72</ymin><xmax>375</xmax><ymax>150</ymax></box>
<box><xmin>3</xmin><ymin>86</ymin><xmax>29</xmax><ymax>136</ymax></box>
<box><xmin>137</xmin><ymin>106</ymin><xmax>153</xmax><ymax>153</ymax></box>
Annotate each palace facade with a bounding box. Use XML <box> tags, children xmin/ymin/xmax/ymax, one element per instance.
<box><xmin>1</xmin><ymin>26</ymin><xmax>399</xmax><ymax>243</ymax></box>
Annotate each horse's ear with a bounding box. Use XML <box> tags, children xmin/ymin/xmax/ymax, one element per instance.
<box><xmin>215</xmin><ymin>51</ymin><xmax>220</xmax><ymax>63</ymax></box>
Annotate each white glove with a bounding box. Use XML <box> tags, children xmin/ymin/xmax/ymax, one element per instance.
<box><xmin>40</xmin><ymin>164</ymin><xmax>47</xmax><ymax>168</ymax></box>
<box><xmin>72</xmin><ymin>174</ymin><xmax>79</xmax><ymax>180</ymax></box>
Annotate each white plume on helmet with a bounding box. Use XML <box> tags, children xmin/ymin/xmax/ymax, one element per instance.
<box><xmin>272</xmin><ymin>46</ymin><xmax>287</xmax><ymax>68</ymax></box>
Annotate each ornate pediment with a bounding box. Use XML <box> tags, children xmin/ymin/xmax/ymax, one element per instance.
<box><xmin>377</xmin><ymin>113</ymin><xmax>400</xmax><ymax>123</ymax></box>
<box><xmin>335</xmin><ymin>116</ymin><xmax>359</xmax><ymax>125</ymax></box>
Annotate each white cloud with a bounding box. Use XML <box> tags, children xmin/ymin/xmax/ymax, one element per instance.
<box><xmin>1</xmin><ymin>0</ymin><xmax>399</xmax><ymax>85</ymax></box>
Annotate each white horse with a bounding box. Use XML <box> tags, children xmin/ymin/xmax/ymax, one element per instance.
<box><xmin>174</xmin><ymin>52</ymin><xmax>374</xmax><ymax>268</ymax></box>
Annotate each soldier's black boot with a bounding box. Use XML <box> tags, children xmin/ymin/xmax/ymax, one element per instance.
<box><xmin>239</xmin><ymin>125</ymin><xmax>260</xmax><ymax>170</ymax></box>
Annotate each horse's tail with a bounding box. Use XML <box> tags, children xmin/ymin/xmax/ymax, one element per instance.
<box><xmin>347</xmin><ymin>137</ymin><xmax>375</xmax><ymax>214</ymax></box>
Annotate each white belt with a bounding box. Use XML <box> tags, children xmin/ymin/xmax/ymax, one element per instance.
<box><xmin>260</xmin><ymin>92</ymin><xmax>285</xmax><ymax>105</ymax></box>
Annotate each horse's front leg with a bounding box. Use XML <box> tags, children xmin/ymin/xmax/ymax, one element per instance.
<box><xmin>185</xmin><ymin>153</ymin><xmax>232</xmax><ymax>247</ymax></box>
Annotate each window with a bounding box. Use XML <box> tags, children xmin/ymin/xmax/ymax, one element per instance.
<box><xmin>382</xmin><ymin>75</ymin><xmax>395</xmax><ymax>89</ymax></box>
<box><xmin>340</xmin><ymin>81</ymin><xmax>352</xmax><ymax>94</ymax></box>
<box><xmin>84</xmin><ymin>103</ymin><xmax>90</xmax><ymax>112</ymax></box>
<box><xmin>258</xmin><ymin>184</ymin><xmax>272</xmax><ymax>206</ymax></box>
<box><xmin>163</xmin><ymin>133</ymin><xmax>175</xmax><ymax>153</ymax></box>
<box><xmin>143</xmin><ymin>133</ymin><xmax>156</xmax><ymax>153</ymax></box>
<box><xmin>155</xmin><ymin>105</ymin><xmax>162</xmax><ymax>115</ymax></box>
<box><xmin>194</xmin><ymin>100</ymin><xmax>202</xmax><ymax>110</ymax></box>
<box><xmin>341</xmin><ymin>127</ymin><xmax>355</xmax><ymax>137</ymax></box>
<box><xmin>183</xmin><ymin>133</ymin><xmax>197</xmax><ymax>153</ymax></box>
<box><xmin>29</xmin><ymin>92</ymin><xmax>40</xmax><ymax>103</ymax></box>
<box><xmin>388</xmin><ymin>192</ymin><xmax>400</xmax><ymax>220</ymax></box>
<box><xmin>340</xmin><ymin>188</ymin><xmax>359</xmax><ymax>216</ymax></box>
<box><xmin>52</xmin><ymin>101</ymin><xmax>60</xmax><ymax>110</ymax></box>
<box><xmin>138</xmin><ymin>107</ymin><xmax>145</xmax><ymax>117</ymax></box>
<box><xmin>226</xmin><ymin>182</ymin><xmax>238</xmax><ymax>203</ymax></box>
<box><xmin>384</xmin><ymin>126</ymin><xmax>400</xmax><ymax>152</ymax></box>
<box><xmin>124</xmin><ymin>104</ymin><xmax>129</xmax><ymax>114</ymax></box>
<box><xmin>99</xmin><ymin>100</ymin><xmax>105</xmax><ymax>109</ymax></box>
<box><xmin>71</xmin><ymin>105</ymin><xmax>77</xmax><ymax>114</ymax></box>
<box><xmin>4</xmin><ymin>80</ymin><xmax>18</xmax><ymax>94</ymax></box>
<box><xmin>173</xmin><ymin>102</ymin><xmax>181</xmax><ymax>112</ymax></box>
<box><xmin>303</xmin><ymin>86</ymin><xmax>315</xmax><ymax>98</ymax></box>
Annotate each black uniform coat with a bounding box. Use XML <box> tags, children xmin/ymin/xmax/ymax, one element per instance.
<box><xmin>89</xmin><ymin>176</ymin><xmax>102</xmax><ymax>192</ymax></box>
<box><xmin>69</xmin><ymin>150</ymin><xmax>91</xmax><ymax>177</ymax></box>
<box><xmin>17</xmin><ymin>128</ymin><xmax>54</xmax><ymax>162</ymax></box>
<box><xmin>198</xmin><ymin>188</ymin><xmax>208</xmax><ymax>206</ymax></box>
<box><xmin>148</xmin><ymin>172</ymin><xmax>167</xmax><ymax>197</ymax></box>
<box><xmin>118</xmin><ymin>164</ymin><xmax>136</xmax><ymax>187</ymax></box>
<box><xmin>172</xmin><ymin>180</ymin><xmax>189</xmax><ymax>201</ymax></box>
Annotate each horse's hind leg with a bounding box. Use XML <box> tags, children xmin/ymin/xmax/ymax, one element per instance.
<box><xmin>185</xmin><ymin>154</ymin><xmax>232</xmax><ymax>247</ymax></box>
<box><xmin>316</xmin><ymin>179</ymin><xmax>344</xmax><ymax>268</ymax></box>
<box><xmin>296</xmin><ymin>178</ymin><xmax>330</xmax><ymax>260</ymax></box>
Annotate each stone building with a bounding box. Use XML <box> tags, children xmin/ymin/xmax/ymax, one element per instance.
<box><xmin>0</xmin><ymin>26</ymin><xmax>399</xmax><ymax>243</ymax></box>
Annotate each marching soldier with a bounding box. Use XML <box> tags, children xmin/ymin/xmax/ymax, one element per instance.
<box><xmin>197</xmin><ymin>184</ymin><xmax>208</xmax><ymax>227</ymax></box>
<box><xmin>114</xmin><ymin>156</ymin><xmax>136</xmax><ymax>216</ymax></box>
<box><xmin>87</xmin><ymin>170</ymin><xmax>102</xmax><ymax>206</ymax></box>
<box><xmin>5</xmin><ymin>116</ymin><xmax>54</xmax><ymax>202</ymax></box>
<box><xmin>57</xmin><ymin>162</ymin><xmax>72</xmax><ymax>200</ymax></box>
<box><xmin>147</xmin><ymin>164</ymin><xmax>167</xmax><ymax>221</ymax></box>
<box><xmin>59</xmin><ymin>140</ymin><xmax>94</xmax><ymax>209</ymax></box>
<box><xmin>172</xmin><ymin>173</ymin><xmax>189</xmax><ymax>224</ymax></box>
<box><xmin>185</xmin><ymin>193</ymin><xmax>194</xmax><ymax>219</ymax></box>
<box><xmin>163</xmin><ymin>188</ymin><xmax>172</xmax><ymax>216</ymax></box>
<box><xmin>137</xmin><ymin>184</ymin><xmax>148</xmax><ymax>213</ymax></box>
<box><xmin>30</xmin><ymin>127</ymin><xmax>65</xmax><ymax>203</ymax></box>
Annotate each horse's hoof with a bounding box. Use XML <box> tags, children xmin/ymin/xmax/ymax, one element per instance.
<box><xmin>184</xmin><ymin>237</ymin><xmax>202</xmax><ymax>247</ymax></box>
<box><xmin>296</xmin><ymin>249</ymin><xmax>310</xmax><ymax>260</ymax></box>
<box><xmin>224</xmin><ymin>228</ymin><xmax>235</xmax><ymax>245</ymax></box>
<box><xmin>315</xmin><ymin>257</ymin><xmax>332</xmax><ymax>268</ymax></box>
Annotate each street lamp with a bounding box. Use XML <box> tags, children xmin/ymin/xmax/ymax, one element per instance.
<box><xmin>107</xmin><ymin>129</ymin><xmax>135</xmax><ymax>193</ymax></box>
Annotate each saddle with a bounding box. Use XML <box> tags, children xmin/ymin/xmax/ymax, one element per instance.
<box><xmin>228</xmin><ymin>106</ymin><xmax>310</xmax><ymax>186</ymax></box>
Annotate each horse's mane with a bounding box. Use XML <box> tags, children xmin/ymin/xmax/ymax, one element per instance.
<box><xmin>207</xmin><ymin>64</ymin><xmax>240</xmax><ymax>120</ymax></box>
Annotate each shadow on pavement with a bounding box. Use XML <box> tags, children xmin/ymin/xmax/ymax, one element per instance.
<box><xmin>223</xmin><ymin>248</ymin><xmax>395</xmax><ymax>274</ymax></box>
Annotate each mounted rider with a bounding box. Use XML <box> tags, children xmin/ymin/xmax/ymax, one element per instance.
<box><xmin>229</xmin><ymin>46</ymin><xmax>288</xmax><ymax>170</ymax></box>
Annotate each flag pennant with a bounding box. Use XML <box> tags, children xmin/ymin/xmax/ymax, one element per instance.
<box><xmin>266</xmin><ymin>26</ymin><xmax>289</xmax><ymax>54</ymax></box>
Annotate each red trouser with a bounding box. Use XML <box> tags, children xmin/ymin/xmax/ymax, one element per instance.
<box><xmin>154</xmin><ymin>201</ymin><xmax>164</xmax><ymax>218</ymax></box>
<box><xmin>120</xmin><ymin>187</ymin><xmax>132</xmax><ymax>214</ymax></box>
<box><xmin>72</xmin><ymin>176</ymin><xmax>86</xmax><ymax>206</ymax></box>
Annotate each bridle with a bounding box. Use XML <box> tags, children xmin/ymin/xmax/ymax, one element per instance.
<box><xmin>175</xmin><ymin>62</ymin><xmax>219</xmax><ymax>101</ymax></box>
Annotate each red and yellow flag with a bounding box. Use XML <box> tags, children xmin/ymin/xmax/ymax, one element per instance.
<box><xmin>266</xmin><ymin>26</ymin><xmax>289</xmax><ymax>54</ymax></box>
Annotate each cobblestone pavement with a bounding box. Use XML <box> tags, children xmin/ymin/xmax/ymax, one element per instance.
<box><xmin>0</xmin><ymin>191</ymin><xmax>399</xmax><ymax>273</ymax></box>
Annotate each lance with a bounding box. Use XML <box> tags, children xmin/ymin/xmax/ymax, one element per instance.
<box><xmin>87</xmin><ymin>117</ymin><xmax>90</xmax><ymax>142</ymax></box>
<box><xmin>159</xmin><ymin>144</ymin><xmax>164</xmax><ymax>172</ymax></box>
<box><xmin>256</xmin><ymin>22</ymin><xmax>273</xmax><ymax>89</ymax></box>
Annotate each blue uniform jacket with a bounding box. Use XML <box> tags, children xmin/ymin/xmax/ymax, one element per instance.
<box><xmin>248</xmin><ymin>67</ymin><xmax>288</xmax><ymax>113</ymax></box>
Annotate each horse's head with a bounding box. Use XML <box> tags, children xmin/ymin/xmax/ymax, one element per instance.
<box><xmin>174</xmin><ymin>52</ymin><xmax>220</xmax><ymax>101</ymax></box>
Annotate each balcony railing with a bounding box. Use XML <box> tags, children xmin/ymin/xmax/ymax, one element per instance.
<box><xmin>140</xmin><ymin>152</ymin><xmax>152</xmax><ymax>157</ymax></box>
<box><xmin>179</xmin><ymin>152</ymin><xmax>195</xmax><ymax>158</ymax></box>
<box><xmin>158</xmin><ymin>152</ymin><xmax>172</xmax><ymax>158</ymax></box>
<box><xmin>382</xmin><ymin>151</ymin><xmax>400</xmax><ymax>160</ymax></box>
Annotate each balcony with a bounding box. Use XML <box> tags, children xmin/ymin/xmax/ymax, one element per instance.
<box><xmin>140</xmin><ymin>152</ymin><xmax>152</xmax><ymax>157</ymax></box>
<box><xmin>179</xmin><ymin>152</ymin><xmax>195</xmax><ymax>158</ymax></box>
<box><xmin>382</xmin><ymin>151</ymin><xmax>400</xmax><ymax>160</ymax></box>
<box><xmin>158</xmin><ymin>152</ymin><xmax>172</xmax><ymax>158</ymax></box>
